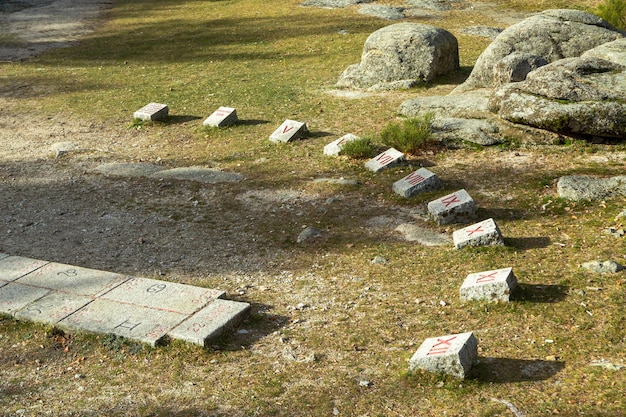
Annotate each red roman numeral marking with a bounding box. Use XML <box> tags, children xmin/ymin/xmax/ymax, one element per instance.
<box><xmin>466</xmin><ymin>225</ymin><xmax>484</xmax><ymax>236</ymax></box>
<box><xmin>376</xmin><ymin>153</ymin><xmax>394</xmax><ymax>165</ymax></box>
<box><xmin>476</xmin><ymin>271</ymin><xmax>498</xmax><ymax>283</ymax></box>
<box><xmin>283</xmin><ymin>125</ymin><xmax>295</xmax><ymax>134</ymax></box>
<box><xmin>405</xmin><ymin>172</ymin><xmax>425</xmax><ymax>186</ymax></box>
<box><xmin>427</xmin><ymin>335</ymin><xmax>457</xmax><ymax>356</ymax></box>
<box><xmin>442</xmin><ymin>194</ymin><xmax>461</xmax><ymax>208</ymax></box>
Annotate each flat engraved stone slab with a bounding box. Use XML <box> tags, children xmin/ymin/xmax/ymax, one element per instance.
<box><xmin>453</xmin><ymin>218</ymin><xmax>504</xmax><ymax>249</ymax></box>
<box><xmin>100</xmin><ymin>277</ymin><xmax>225</xmax><ymax>315</ymax></box>
<box><xmin>203</xmin><ymin>106</ymin><xmax>238</xmax><ymax>127</ymax></box>
<box><xmin>428</xmin><ymin>189</ymin><xmax>477</xmax><ymax>225</ymax></box>
<box><xmin>133</xmin><ymin>102</ymin><xmax>169</xmax><ymax>121</ymax></box>
<box><xmin>269</xmin><ymin>119</ymin><xmax>308</xmax><ymax>143</ymax></box>
<box><xmin>409</xmin><ymin>332</ymin><xmax>478</xmax><ymax>379</ymax></box>
<box><xmin>393</xmin><ymin>168</ymin><xmax>442</xmax><ymax>198</ymax></box>
<box><xmin>365</xmin><ymin>148</ymin><xmax>405</xmax><ymax>172</ymax></box>
<box><xmin>16</xmin><ymin>262</ymin><xmax>129</xmax><ymax>297</ymax></box>
<box><xmin>460</xmin><ymin>267</ymin><xmax>518</xmax><ymax>302</ymax></box>
<box><xmin>14</xmin><ymin>292</ymin><xmax>93</xmax><ymax>325</ymax></box>
<box><xmin>0</xmin><ymin>256</ymin><xmax>49</xmax><ymax>282</ymax></box>
<box><xmin>59</xmin><ymin>299</ymin><xmax>187</xmax><ymax>347</ymax></box>
<box><xmin>324</xmin><ymin>134</ymin><xmax>359</xmax><ymax>156</ymax></box>
<box><xmin>168</xmin><ymin>299</ymin><xmax>250</xmax><ymax>346</ymax></box>
<box><xmin>0</xmin><ymin>282</ymin><xmax>50</xmax><ymax>315</ymax></box>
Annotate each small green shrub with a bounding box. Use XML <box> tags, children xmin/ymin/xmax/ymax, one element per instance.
<box><xmin>380</xmin><ymin>114</ymin><xmax>434</xmax><ymax>155</ymax></box>
<box><xmin>597</xmin><ymin>0</ymin><xmax>626</xmax><ymax>30</ymax></box>
<box><xmin>339</xmin><ymin>136</ymin><xmax>375</xmax><ymax>159</ymax></box>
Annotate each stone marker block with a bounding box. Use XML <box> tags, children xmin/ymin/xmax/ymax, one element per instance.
<box><xmin>323</xmin><ymin>134</ymin><xmax>359</xmax><ymax>156</ymax></box>
<box><xmin>269</xmin><ymin>119</ymin><xmax>308</xmax><ymax>143</ymax></box>
<box><xmin>168</xmin><ymin>299</ymin><xmax>250</xmax><ymax>346</ymax></box>
<box><xmin>428</xmin><ymin>189</ymin><xmax>477</xmax><ymax>224</ymax></box>
<box><xmin>133</xmin><ymin>102</ymin><xmax>169</xmax><ymax>121</ymax></box>
<box><xmin>16</xmin><ymin>262</ymin><xmax>129</xmax><ymax>297</ymax></box>
<box><xmin>365</xmin><ymin>148</ymin><xmax>405</xmax><ymax>172</ymax></box>
<box><xmin>453</xmin><ymin>218</ymin><xmax>504</xmax><ymax>249</ymax></box>
<box><xmin>203</xmin><ymin>106</ymin><xmax>238</xmax><ymax>127</ymax></box>
<box><xmin>15</xmin><ymin>292</ymin><xmax>93</xmax><ymax>325</ymax></box>
<box><xmin>460</xmin><ymin>267</ymin><xmax>518</xmax><ymax>302</ymax></box>
<box><xmin>100</xmin><ymin>277</ymin><xmax>225</xmax><ymax>315</ymax></box>
<box><xmin>409</xmin><ymin>332</ymin><xmax>478</xmax><ymax>379</ymax></box>
<box><xmin>0</xmin><ymin>256</ymin><xmax>49</xmax><ymax>282</ymax></box>
<box><xmin>393</xmin><ymin>168</ymin><xmax>441</xmax><ymax>198</ymax></box>
<box><xmin>0</xmin><ymin>283</ymin><xmax>49</xmax><ymax>315</ymax></box>
<box><xmin>59</xmin><ymin>299</ymin><xmax>187</xmax><ymax>347</ymax></box>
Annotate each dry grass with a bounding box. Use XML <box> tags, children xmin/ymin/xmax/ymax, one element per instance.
<box><xmin>1</xmin><ymin>0</ymin><xmax>626</xmax><ymax>416</ymax></box>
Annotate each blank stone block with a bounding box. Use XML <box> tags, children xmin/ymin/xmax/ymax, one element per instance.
<box><xmin>453</xmin><ymin>218</ymin><xmax>504</xmax><ymax>249</ymax></box>
<box><xmin>269</xmin><ymin>119</ymin><xmax>308</xmax><ymax>143</ymax></box>
<box><xmin>203</xmin><ymin>106</ymin><xmax>238</xmax><ymax>127</ymax></box>
<box><xmin>428</xmin><ymin>189</ymin><xmax>476</xmax><ymax>224</ymax></box>
<box><xmin>324</xmin><ymin>134</ymin><xmax>359</xmax><ymax>156</ymax></box>
<box><xmin>393</xmin><ymin>168</ymin><xmax>441</xmax><ymax>198</ymax></box>
<box><xmin>168</xmin><ymin>299</ymin><xmax>250</xmax><ymax>347</ymax></box>
<box><xmin>133</xmin><ymin>102</ymin><xmax>169</xmax><ymax>121</ymax></box>
<box><xmin>365</xmin><ymin>148</ymin><xmax>405</xmax><ymax>172</ymax></box>
<box><xmin>460</xmin><ymin>267</ymin><xmax>518</xmax><ymax>302</ymax></box>
<box><xmin>409</xmin><ymin>332</ymin><xmax>478</xmax><ymax>379</ymax></box>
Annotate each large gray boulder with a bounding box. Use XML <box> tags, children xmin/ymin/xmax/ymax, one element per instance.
<box><xmin>489</xmin><ymin>56</ymin><xmax>626</xmax><ymax>138</ymax></box>
<box><xmin>557</xmin><ymin>175</ymin><xmax>626</xmax><ymax>201</ymax></box>
<box><xmin>454</xmin><ymin>9</ymin><xmax>624</xmax><ymax>93</ymax></box>
<box><xmin>336</xmin><ymin>23</ymin><xmax>459</xmax><ymax>90</ymax></box>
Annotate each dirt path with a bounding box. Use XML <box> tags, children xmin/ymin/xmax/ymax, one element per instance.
<box><xmin>0</xmin><ymin>0</ymin><xmax>112</xmax><ymax>62</ymax></box>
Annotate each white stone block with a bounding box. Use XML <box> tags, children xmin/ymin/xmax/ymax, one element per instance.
<box><xmin>393</xmin><ymin>168</ymin><xmax>441</xmax><ymax>197</ymax></box>
<box><xmin>203</xmin><ymin>106</ymin><xmax>238</xmax><ymax>127</ymax></box>
<box><xmin>133</xmin><ymin>102</ymin><xmax>169</xmax><ymax>121</ymax></box>
<box><xmin>324</xmin><ymin>134</ymin><xmax>359</xmax><ymax>156</ymax></box>
<box><xmin>428</xmin><ymin>189</ymin><xmax>477</xmax><ymax>224</ymax></box>
<box><xmin>453</xmin><ymin>218</ymin><xmax>504</xmax><ymax>249</ymax></box>
<box><xmin>409</xmin><ymin>332</ymin><xmax>478</xmax><ymax>379</ymax></box>
<box><xmin>460</xmin><ymin>267</ymin><xmax>518</xmax><ymax>302</ymax></box>
<box><xmin>269</xmin><ymin>119</ymin><xmax>308</xmax><ymax>143</ymax></box>
<box><xmin>365</xmin><ymin>148</ymin><xmax>405</xmax><ymax>172</ymax></box>
<box><xmin>0</xmin><ymin>255</ymin><xmax>49</xmax><ymax>282</ymax></box>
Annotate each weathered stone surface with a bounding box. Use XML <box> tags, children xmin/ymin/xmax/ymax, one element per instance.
<box><xmin>14</xmin><ymin>292</ymin><xmax>92</xmax><ymax>325</ymax></box>
<box><xmin>148</xmin><ymin>167</ymin><xmax>244</xmax><ymax>183</ymax></box>
<box><xmin>428</xmin><ymin>189</ymin><xmax>477</xmax><ymax>224</ymax></box>
<box><xmin>430</xmin><ymin>117</ymin><xmax>502</xmax><ymax>146</ymax></box>
<box><xmin>312</xmin><ymin>177</ymin><xmax>359</xmax><ymax>185</ymax></box>
<box><xmin>582</xmin><ymin>38</ymin><xmax>626</xmax><ymax>66</ymax></box>
<box><xmin>460</xmin><ymin>26</ymin><xmax>503</xmax><ymax>39</ymax></box>
<box><xmin>460</xmin><ymin>267</ymin><xmax>518</xmax><ymax>302</ymax></box>
<box><xmin>0</xmin><ymin>255</ymin><xmax>49</xmax><ymax>282</ymax></box>
<box><xmin>453</xmin><ymin>218</ymin><xmax>504</xmax><ymax>249</ymax></box>
<box><xmin>203</xmin><ymin>106</ymin><xmax>238</xmax><ymax>128</ymax></box>
<box><xmin>0</xmin><ymin>282</ymin><xmax>49</xmax><ymax>315</ymax></box>
<box><xmin>94</xmin><ymin>162</ymin><xmax>163</xmax><ymax>177</ymax></box>
<box><xmin>324</xmin><ymin>134</ymin><xmax>360</xmax><ymax>156</ymax></box>
<box><xmin>393</xmin><ymin>167</ymin><xmax>441</xmax><ymax>197</ymax></box>
<box><xmin>454</xmin><ymin>9</ymin><xmax>624</xmax><ymax>93</ymax></box>
<box><xmin>365</xmin><ymin>148</ymin><xmax>405</xmax><ymax>172</ymax></box>
<box><xmin>133</xmin><ymin>102</ymin><xmax>169</xmax><ymax>121</ymax></box>
<box><xmin>405</xmin><ymin>0</ymin><xmax>451</xmax><ymax>12</ymax></box>
<box><xmin>337</xmin><ymin>23</ymin><xmax>459</xmax><ymax>90</ymax></box>
<box><xmin>50</xmin><ymin>141</ymin><xmax>79</xmax><ymax>158</ymax></box>
<box><xmin>409</xmin><ymin>332</ymin><xmax>478</xmax><ymax>379</ymax></box>
<box><xmin>269</xmin><ymin>120</ymin><xmax>308</xmax><ymax>143</ymax></box>
<box><xmin>493</xmin><ymin>52</ymin><xmax>548</xmax><ymax>86</ymax></box>
<box><xmin>490</xmin><ymin>57</ymin><xmax>626</xmax><ymax>138</ymax></box>
<box><xmin>168</xmin><ymin>299</ymin><xmax>250</xmax><ymax>347</ymax></box>
<box><xmin>582</xmin><ymin>260</ymin><xmax>625</xmax><ymax>273</ymax></box>
<box><xmin>557</xmin><ymin>175</ymin><xmax>626</xmax><ymax>201</ymax></box>
<box><xmin>399</xmin><ymin>89</ymin><xmax>491</xmax><ymax>119</ymax></box>
<box><xmin>297</xmin><ymin>226</ymin><xmax>323</xmax><ymax>243</ymax></box>
<box><xmin>358</xmin><ymin>4</ymin><xmax>404</xmax><ymax>20</ymax></box>
<box><xmin>394</xmin><ymin>223</ymin><xmax>451</xmax><ymax>246</ymax></box>
<box><xmin>302</xmin><ymin>0</ymin><xmax>373</xmax><ymax>8</ymax></box>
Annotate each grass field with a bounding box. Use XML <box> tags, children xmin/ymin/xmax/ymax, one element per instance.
<box><xmin>1</xmin><ymin>0</ymin><xmax>625</xmax><ymax>416</ymax></box>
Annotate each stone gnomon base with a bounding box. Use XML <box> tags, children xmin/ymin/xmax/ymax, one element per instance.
<box><xmin>0</xmin><ymin>254</ymin><xmax>249</xmax><ymax>347</ymax></box>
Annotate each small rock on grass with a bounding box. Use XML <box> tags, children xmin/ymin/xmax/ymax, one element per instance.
<box><xmin>582</xmin><ymin>260</ymin><xmax>625</xmax><ymax>273</ymax></box>
<box><xmin>297</xmin><ymin>226</ymin><xmax>323</xmax><ymax>243</ymax></box>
